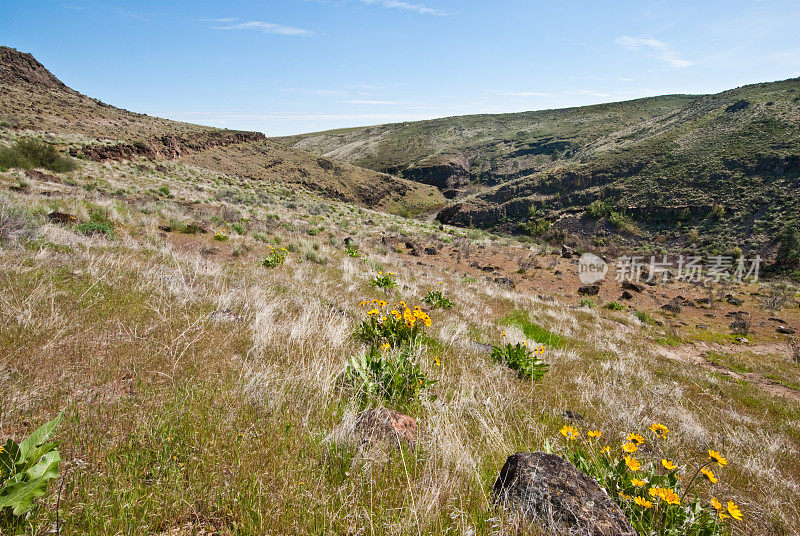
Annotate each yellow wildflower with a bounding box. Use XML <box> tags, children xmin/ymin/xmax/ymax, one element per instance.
<box><xmin>661</xmin><ymin>459</ymin><xmax>677</xmax><ymax>471</ymax></box>
<box><xmin>649</xmin><ymin>487</ymin><xmax>680</xmax><ymax>506</ymax></box>
<box><xmin>627</xmin><ymin>433</ymin><xmax>645</xmax><ymax>445</ymax></box>
<box><xmin>391</xmin><ymin>309</ymin><xmax>402</xmax><ymax>320</ymax></box>
<box><xmin>366</xmin><ymin>309</ymin><xmax>380</xmax><ymax>316</ymax></box>
<box><xmin>381</xmin><ymin>343</ymin><xmax>391</xmax><ymax>351</ymax></box>
<box><xmin>649</xmin><ymin>423</ymin><xmax>669</xmax><ymax>438</ymax></box>
<box><xmin>726</xmin><ymin>501</ymin><xmax>743</xmax><ymax>521</ymax></box>
<box><xmin>622</xmin><ymin>442</ymin><xmax>638</xmax><ymax>454</ymax></box>
<box><xmin>631</xmin><ymin>478</ymin><xmax>647</xmax><ymax>487</ymax></box>
<box><xmin>708</xmin><ymin>450</ymin><xmax>727</xmax><ymax>467</ymax></box>
<box><xmin>587</xmin><ymin>430</ymin><xmax>602</xmax><ymax>440</ymax></box>
<box><xmin>560</xmin><ymin>425</ymin><xmax>579</xmax><ymax>440</ymax></box>
<box><xmin>624</xmin><ymin>455</ymin><xmax>641</xmax><ymax>471</ymax></box>
<box><xmin>701</xmin><ymin>467</ymin><xmax>718</xmax><ymax>484</ymax></box>
<box><xmin>601</xmin><ymin>445</ymin><xmax>611</xmax><ymax>455</ymax></box>
<box><xmin>377</xmin><ymin>300</ymin><xmax>387</xmax><ymax>307</ymax></box>
<box><xmin>434</xmin><ymin>356</ymin><xmax>441</xmax><ymax>367</ymax></box>
<box><xmin>710</xmin><ymin>497</ymin><xmax>725</xmax><ymax>518</ymax></box>
<box><xmin>634</xmin><ymin>496</ymin><xmax>653</xmax><ymax>509</ymax></box>
<box><xmin>618</xmin><ymin>491</ymin><xmax>632</xmax><ymax>500</ymax></box>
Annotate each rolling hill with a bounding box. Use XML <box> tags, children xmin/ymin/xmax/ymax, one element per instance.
<box><xmin>0</xmin><ymin>46</ymin><xmax>445</xmax><ymax>215</ymax></box>
<box><xmin>280</xmin><ymin>80</ymin><xmax>800</xmax><ymax>257</ymax></box>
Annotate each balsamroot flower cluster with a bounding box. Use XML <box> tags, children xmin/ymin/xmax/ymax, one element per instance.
<box><xmin>558</xmin><ymin>422</ymin><xmax>742</xmax><ymax>534</ymax></box>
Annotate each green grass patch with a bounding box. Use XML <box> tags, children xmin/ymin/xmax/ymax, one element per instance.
<box><xmin>499</xmin><ymin>310</ymin><xmax>566</xmax><ymax>348</ymax></box>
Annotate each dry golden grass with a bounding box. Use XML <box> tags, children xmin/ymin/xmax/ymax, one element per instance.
<box><xmin>1</xmin><ymin>155</ymin><xmax>799</xmax><ymax>535</ymax></box>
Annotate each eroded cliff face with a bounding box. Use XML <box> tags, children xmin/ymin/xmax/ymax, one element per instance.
<box><xmin>71</xmin><ymin>131</ymin><xmax>267</xmax><ymax>162</ymax></box>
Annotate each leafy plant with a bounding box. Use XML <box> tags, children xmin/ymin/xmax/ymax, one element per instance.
<box><xmin>344</xmin><ymin>243</ymin><xmax>360</xmax><ymax>257</ymax></box>
<box><xmin>490</xmin><ymin>341</ymin><xmax>549</xmax><ymax>380</ymax></box>
<box><xmin>0</xmin><ymin>412</ymin><xmax>63</xmax><ymax>517</ymax></box>
<box><xmin>422</xmin><ymin>288</ymin><xmax>453</xmax><ymax>309</ymax></box>
<box><xmin>230</xmin><ymin>222</ymin><xmax>246</xmax><ymax>235</ymax></box>
<box><xmin>262</xmin><ymin>245</ymin><xmax>288</xmax><ymax>267</ymax></box>
<box><xmin>605</xmin><ymin>301</ymin><xmax>625</xmax><ymax>311</ymax></box>
<box><xmin>354</xmin><ymin>300</ymin><xmax>431</xmax><ymax>348</ymax></box>
<box><xmin>558</xmin><ymin>423</ymin><xmax>741</xmax><ymax>536</ymax></box>
<box><xmin>213</xmin><ymin>229</ymin><xmax>229</xmax><ymax>241</ymax></box>
<box><xmin>369</xmin><ymin>271</ymin><xmax>397</xmax><ymax>289</ymax></box>
<box><xmin>343</xmin><ymin>344</ymin><xmax>436</xmax><ymax>403</ymax></box>
<box><xmin>580</xmin><ymin>298</ymin><xmax>595</xmax><ymax>308</ymax></box>
<box><xmin>76</xmin><ymin>210</ymin><xmax>114</xmax><ymax>238</ymax></box>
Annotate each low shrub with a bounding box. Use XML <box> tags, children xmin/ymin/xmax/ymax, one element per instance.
<box><xmin>491</xmin><ymin>339</ymin><xmax>548</xmax><ymax>380</ymax></box>
<box><xmin>343</xmin><ymin>344</ymin><xmax>435</xmax><ymax>404</ymax></box>
<box><xmin>605</xmin><ymin>301</ymin><xmax>625</xmax><ymax>311</ymax></box>
<box><xmin>422</xmin><ymin>287</ymin><xmax>453</xmax><ymax>309</ymax></box>
<box><xmin>261</xmin><ymin>245</ymin><xmax>288</xmax><ymax>267</ymax></box>
<box><xmin>369</xmin><ymin>271</ymin><xmax>397</xmax><ymax>289</ymax></box>
<box><xmin>344</xmin><ymin>243</ymin><xmax>360</xmax><ymax>257</ymax></box>
<box><xmin>580</xmin><ymin>298</ymin><xmax>595</xmax><ymax>308</ymax></box>
<box><xmin>76</xmin><ymin>210</ymin><xmax>114</xmax><ymax>238</ymax></box>
<box><xmin>0</xmin><ymin>139</ymin><xmax>77</xmax><ymax>173</ymax></box>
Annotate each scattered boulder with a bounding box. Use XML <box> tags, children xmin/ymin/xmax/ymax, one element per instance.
<box><xmin>47</xmin><ymin>211</ymin><xmax>76</xmax><ymax>224</ymax></box>
<box><xmin>725</xmin><ymin>295</ymin><xmax>743</xmax><ymax>306</ymax></box>
<box><xmin>769</xmin><ymin>317</ymin><xmax>788</xmax><ymax>324</ymax></box>
<box><xmin>328</xmin><ymin>407</ymin><xmax>418</xmax><ymax>451</ymax></box>
<box><xmin>26</xmin><ymin>169</ymin><xmax>60</xmax><ymax>183</ymax></box>
<box><xmin>405</xmin><ymin>241</ymin><xmax>422</xmax><ymax>256</ymax></box>
<box><xmin>494</xmin><ymin>452</ymin><xmax>636</xmax><ymax>536</ymax></box>
<box><xmin>494</xmin><ymin>276</ymin><xmax>515</xmax><ymax>289</ymax></box>
<box><xmin>424</xmin><ymin>245</ymin><xmax>438</xmax><ymax>255</ymax></box>
<box><xmin>661</xmin><ymin>303</ymin><xmax>681</xmax><ymax>314</ymax></box>
<box><xmin>620</xmin><ymin>290</ymin><xmax>633</xmax><ymax>300</ymax></box>
<box><xmin>561</xmin><ymin>245</ymin><xmax>574</xmax><ymax>259</ymax></box>
<box><xmin>560</xmin><ymin>410</ymin><xmax>584</xmax><ymax>421</ymax></box>
<box><xmin>621</xmin><ymin>281</ymin><xmax>643</xmax><ymax>293</ymax></box>
<box><xmin>777</xmin><ymin>326</ymin><xmax>797</xmax><ymax>335</ymax></box>
<box><xmin>578</xmin><ymin>285</ymin><xmax>600</xmax><ymax>296</ymax></box>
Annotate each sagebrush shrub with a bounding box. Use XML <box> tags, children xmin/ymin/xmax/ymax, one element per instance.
<box><xmin>0</xmin><ymin>139</ymin><xmax>76</xmax><ymax>173</ymax></box>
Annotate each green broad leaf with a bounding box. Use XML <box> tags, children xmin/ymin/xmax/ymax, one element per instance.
<box><xmin>24</xmin><ymin>449</ymin><xmax>60</xmax><ymax>481</ymax></box>
<box><xmin>0</xmin><ymin>450</ymin><xmax>60</xmax><ymax>516</ymax></box>
<box><xmin>18</xmin><ymin>412</ymin><xmax>63</xmax><ymax>463</ymax></box>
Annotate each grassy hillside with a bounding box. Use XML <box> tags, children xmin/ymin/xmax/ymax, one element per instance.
<box><xmin>1</xmin><ymin>133</ymin><xmax>799</xmax><ymax>534</ymax></box>
<box><xmin>0</xmin><ymin>46</ymin><xmax>445</xmax><ymax>216</ymax></box>
<box><xmin>281</xmin><ymin>80</ymin><xmax>800</xmax><ymax>260</ymax></box>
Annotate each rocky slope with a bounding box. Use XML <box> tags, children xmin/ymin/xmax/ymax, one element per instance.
<box><xmin>280</xmin><ymin>80</ymin><xmax>800</xmax><ymax>257</ymax></box>
<box><xmin>0</xmin><ymin>46</ymin><xmax>445</xmax><ymax>214</ymax></box>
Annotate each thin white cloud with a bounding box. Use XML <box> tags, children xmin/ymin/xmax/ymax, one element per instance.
<box><xmin>615</xmin><ymin>36</ymin><xmax>694</xmax><ymax>68</ymax></box>
<box><xmin>359</xmin><ymin>0</ymin><xmax>446</xmax><ymax>16</ymax></box>
<box><xmin>212</xmin><ymin>19</ymin><xmax>313</xmax><ymax>36</ymax></box>
<box><xmin>495</xmin><ymin>90</ymin><xmax>552</xmax><ymax>97</ymax></box>
<box><xmin>346</xmin><ymin>99</ymin><xmax>401</xmax><ymax>105</ymax></box>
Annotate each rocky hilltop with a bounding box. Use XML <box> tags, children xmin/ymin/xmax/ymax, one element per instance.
<box><xmin>0</xmin><ymin>46</ymin><xmax>444</xmax><ymax>214</ymax></box>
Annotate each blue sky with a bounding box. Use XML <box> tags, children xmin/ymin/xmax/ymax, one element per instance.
<box><xmin>3</xmin><ymin>0</ymin><xmax>800</xmax><ymax>135</ymax></box>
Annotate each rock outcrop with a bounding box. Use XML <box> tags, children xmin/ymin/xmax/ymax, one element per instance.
<box><xmin>494</xmin><ymin>452</ymin><xmax>636</xmax><ymax>536</ymax></box>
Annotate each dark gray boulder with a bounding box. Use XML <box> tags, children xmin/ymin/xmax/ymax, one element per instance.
<box><xmin>494</xmin><ymin>452</ymin><xmax>636</xmax><ymax>536</ymax></box>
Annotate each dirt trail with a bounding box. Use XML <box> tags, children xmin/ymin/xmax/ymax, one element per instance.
<box><xmin>654</xmin><ymin>342</ymin><xmax>800</xmax><ymax>404</ymax></box>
